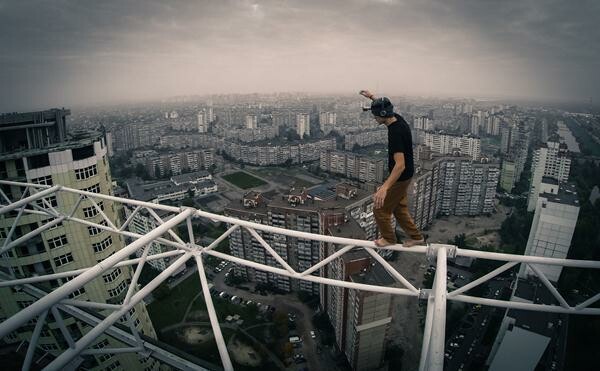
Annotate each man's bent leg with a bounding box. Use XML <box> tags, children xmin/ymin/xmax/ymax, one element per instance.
<box><xmin>373</xmin><ymin>183</ymin><xmax>404</xmax><ymax>243</ymax></box>
<box><xmin>392</xmin><ymin>180</ymin><xmax>424</xmax><ymax>240</ymax></box>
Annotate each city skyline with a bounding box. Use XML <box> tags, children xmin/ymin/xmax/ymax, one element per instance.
<box><xmin>1</xmin><ymin>0</ymin><xmax>600</xmax><ymax>111</ymax></box>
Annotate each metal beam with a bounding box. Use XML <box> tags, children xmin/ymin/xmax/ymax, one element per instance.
<box><xmin>44</xmin><ymin>252</ymin><xmax>193</xmax><ymax>371</ymax></box>
<box><xmin>0</xmin><ymin>207</ymin><xmax>194</xmax><ymax>338</ymax></box>
<box><xmin>427</xmin><ymin>245</ymin><xmax>447</xmax><ymax>370</ymax></box>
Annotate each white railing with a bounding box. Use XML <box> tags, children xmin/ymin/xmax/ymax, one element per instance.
<box><xmin>0</xmin><ymin>180</ymin><xmax>599</xmax><ymax>371</ymax></box>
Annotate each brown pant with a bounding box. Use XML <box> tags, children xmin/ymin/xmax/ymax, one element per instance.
<box><xmin>374</xmin><ymin>179</ymin><xmax>423</xmax><ymax>243</ymax></box>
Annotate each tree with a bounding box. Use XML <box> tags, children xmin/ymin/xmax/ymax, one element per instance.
<box><xmin>135</xmin><ymin>163</ymin><xmax>148</xmax><ymax>178</ymax></box>
<box><xmin>153</xmin><ymin>283</ymin><xmax>171</xmax><ymax>300</ymax></box>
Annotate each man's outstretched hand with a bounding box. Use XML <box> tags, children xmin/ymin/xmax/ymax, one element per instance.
<box><xmin>359</xmin><ymin>90</ymin><xmax>375</xmax><ymax>100</ymax></box>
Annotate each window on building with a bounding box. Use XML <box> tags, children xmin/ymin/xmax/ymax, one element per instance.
<box><xmin>68</xmin><ymin>286</ymin><xmax>86</xmax><ymax>299</ymax></box>
<box><xmin>94</xmin><ymin>339</ymin><xmax>110</xmax><ymax>349</ymax></box>
<box><xmin>39</xmin><ymin>219</ymin><xmax>63</xmax><ymax>230</ymax></box>
<box><xmin>31</xmin><ymin>175</ymin><xmax>53</xmax><ymax>186</ymax></box>
<box><xmin>82</xmin><ymin>183</ymin><xmax>101</xmax><ymax>194</ymax></box>
<box><xmin>40</xmin><ymin>343</ymin><xmax>59</xmax><ymax>351</ymax></box>
<box><xmin>72</xmin><ymin>145</ymin><xmax>95</xmax><ymax>161</ymax></box>
<box><xmin>17</xmin><ymin>300</ymin><xmax>34</xmax><ymax>309</ymax></box>
<box><xmin>75</xmin><ymin>164</ymin><xmax>98</xmax><ymax>180</ymax></box>
<box><xmin>87</xmin><ymin>220</ymin><xmax>108</xmax><ymax>236</ymax></box>
<box><xmin>36</xmin><ymin>195</ymin><xmax>58</xmax><ymax>208</ymax></box>
<box><xmin>102</xmin><ymin>268</ymin><xmax>122</xmax><ymax>283</ymax></box>
<box><xmin>83</xmin><ymin>201</ymin><xmax>104</xmax><ymax>218</ymax></box>
<box><xmin>92</xmin><ymin>236</ymin><xmax>113</xmax><ymax>253</ymax></box>
<box><xmin>27</xmin><ymin>153</ymin><xmax>50</xmax><ymax>169</ymax></box>
<box><xmin>104</xmin><ymin>360</ymin><xmax>121</xmax><ymax>371</ymax></box>
<box><xmin>108</xmin><ymin>280</ymin><xmax>127</xmax><ymax>298</ymax></box>
<box><xmin>98</xmin><ymin>353</ymin><xmax>113</xmax><ymax>363</ymax></box>
<box><xmin>54</xmin><ymin>253</ymin><xmax>74</xmax><ymax>267</ymax></box>
<box><xmin>47</xmin><ymin>235</ymin><xmax>68</xmax><ymax>249</ymax></box>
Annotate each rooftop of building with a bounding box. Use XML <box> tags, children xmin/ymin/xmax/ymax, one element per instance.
<box><xmin>126</xmin><ymin>177</ymin><xmax>215</xmax><ymax>202</ymax></box>
<box><xmin>0</xmin><ymin>108</ymin><xmax>71</xmax><ymax>126</ymax></box>
<box><xmin>0</xmin><ymin>130</ymin><xmax>105</xmax><ymax>161</ymax></box>
<box><xmin>327</xmin><ymin>218</ymin><xmax>366</xmax><ymax>240</ymax></box>
<box><xmin>350</xmin><ymin>260</ymin><xmax>396</xmax><ymax>287</ymax></box>
<box><xmin>541</xmin><ymin>176</ymin><xmax>559</xmax><ymax>185</ymax></box>
<box><xmin>540</xmin><ymin>182</ymin><xmax>579</xmax><ymax>207</ymax></box>
<box><xmin>171</xmin><ymin>170</ymin><xmax>211</xmax><ymax>184</ymax></box>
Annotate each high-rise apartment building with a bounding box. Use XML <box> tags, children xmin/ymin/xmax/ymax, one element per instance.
<box><xmin>424</xmin><ymin>132</ymin><xmax>481</xmax><ymax>160</ymax></box>
<box><xmin>527</xmin><ymin>141</ymin><xmax>571</xmax><ymax>211</ymax></box>
<box><xmin>499</xmin><ymin>156</ymin><xmax>517</xmax><ymax>192</ymax></box>
<box><xmin>409</xmin><ymin>151</ymin><xmax>499</xmax><ymax>229</ymax></box>
<box><xmin>520</xmin><ymin>181</ymin><xmax>579</xmax><ymax>282</ymax></box>
<box><xmin>320</xmin><ymin>150</ymin><xmax>386</xmax><ymax>183</ymax></box>
<box><xmin>319</xmin><ymin>112</ymin><xmax>336</xmax><ymax>135</ymax></box>
<box><xmin>245</xmin><ymin>114</ymin><xmax>258</xmax><ymax>129</ymax></box>
<box><xmin>321</xmin><ymin>227</ymin><xmax>394</xmax><ymax>371</ymax></box>
<box><xmin>296</xmin><ymin>113</ymin><xmax>310</xmax><ymax>139</ymax></box>
<box><xmin>414</xmin><ymin>116</ymin><xmax>433</xmax><ymax>131</ymax></box>
<box><xmin>197</xmin><ymin>111</ymin><xmax>209</xmax><ymax>133</ymax></box>
<box><xmin>225</xmin><ymin>184</ymin><xmax>375</xmax><ymax>295</ymax></box>
<box><xmin>486</xmin><ymin>278</ymin><xmax>568</xmax><ymax>371</ymax></box>
<box><xmin>0</xmin><ymin>110</ymin><xmax>158</xmax><ymax>370</ymax></box>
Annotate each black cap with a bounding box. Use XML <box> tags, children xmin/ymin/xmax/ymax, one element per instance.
<box><xmin>370</xmin><ymin>97</ymin><xmax>394</xmax><ymax>117</ymax></box>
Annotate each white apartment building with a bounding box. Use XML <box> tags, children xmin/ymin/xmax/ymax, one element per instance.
<box><xmin>520</xmin><ymin>181</ymin><xmax>580</xmax><ymax>282</ymax></box>
<box><xmin>424</xmin><ymin>132</ymin><xmax>481</xmax><ymax>160</ymax></box>
<box><xmin>296</xmin><ymin>113</ymin><xmax>310</xmax><ymax>139</ymax></box>
<box><xmin>527</xmin><ymin>141</ymin><xmax>571</xmax><ymax>211</ymax></box>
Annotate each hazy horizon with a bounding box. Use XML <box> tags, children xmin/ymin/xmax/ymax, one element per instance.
<box><xmin>1</xmin><ymin>0</ymin><xmax>599</xmax><ymax>112</ymax></box>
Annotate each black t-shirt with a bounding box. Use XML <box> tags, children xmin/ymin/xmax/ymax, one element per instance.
<box><xmin>387</xmin><ymin>114</ymin><xmax>414</xmax><ymax>181</ymax></box>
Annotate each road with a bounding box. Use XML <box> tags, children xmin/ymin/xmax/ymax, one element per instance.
<box><xmin>444</xmin><ymin>277</ymin><xmax>513</xmax><ymax>371</ymax></box>
<box><xmin>210</xmin><ymin>264</ymin><xmax>321</xmax><ymax>371</ymax></box>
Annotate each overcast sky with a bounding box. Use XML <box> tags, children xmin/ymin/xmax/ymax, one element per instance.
<box><xmin>1</xmin><ymin>0</ymin><xmax>598</xmax><ymax>111</ymax></box>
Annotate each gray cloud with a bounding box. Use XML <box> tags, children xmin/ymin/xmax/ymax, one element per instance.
<box><xmin>0</xmin><ymin>0</ymin><xmax>598</xmax><ymax>111</ymax></box>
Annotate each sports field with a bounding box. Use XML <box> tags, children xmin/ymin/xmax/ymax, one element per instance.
<box><xmin>222</xmin><ymin>171</ymin><xmax>267</xmax><ymax>189</ymax></box>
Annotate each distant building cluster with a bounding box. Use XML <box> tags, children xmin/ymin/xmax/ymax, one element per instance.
<box><xmin>158</xmin><ymin>133</ymin><xmax>224</xmax><ymax>149</ymax></box>
<box><xmin>319</xmin><ymin>111</ymin><xmax>337</xmax><ymax>134</ymax></box>
<box><xmin>319</xmin><ymin>150</ymin><xmax>385</xmax><ymax>183</ymax></box>
<box><xmin>224</xmin><ymin>126</ymin><xmax>279</xmax><ymax>143</ymax></box>
<box><xmin>132</xmin><ymin>148</ymin><xmax>215</xmax><ymax>178</ymax></box>
<box><xmin>423</xmin><ymin>131</ymin><xmax>482</xmax><ymax>160</ymax></box>
<box><xmin>222</xmin><ymin>138</ymin><xmax>336</xmax><ymax>165</ymax></box>
<box><xmin>344</xmin><ymin>128</ymin><xmax>387</xmax><ymax>150</ymax></box>
<box><xmin>470</xmin><ymin>110</ymin><xmax>502</xmax><ymax>136</ymax></box>
<box><xmin>126</xmin><ymin>170</ymin><xmax>218</xmax><ymax>204</ymax></box>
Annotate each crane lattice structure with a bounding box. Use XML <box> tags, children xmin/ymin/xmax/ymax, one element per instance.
<box><xmin>1</xmin><ymin>180</ymin><xmax>599</xmax><ymax>371</ymax></box>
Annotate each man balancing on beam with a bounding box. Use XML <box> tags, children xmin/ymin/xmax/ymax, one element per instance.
<box><xmin>359</xmin><ymin>89</ymin><xmax>425</xmax><ymax>248</ymax></box>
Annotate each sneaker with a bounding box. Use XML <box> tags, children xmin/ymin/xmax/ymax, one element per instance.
<box><xmin>403</xmin><ymin>239</ymin><xmax>425</xmax><ymax>247</ymax></box>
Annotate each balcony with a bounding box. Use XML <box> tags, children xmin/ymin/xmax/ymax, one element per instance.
<box><xmin>0</xmin><ymin>179</ymin><xmax>600</xmax><ymax>371</ymax></box>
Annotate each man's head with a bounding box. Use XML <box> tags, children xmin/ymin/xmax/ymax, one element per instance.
<box><xmin>370</xmin><ymin>97</ymin><xmax>394</xmax><ymax>123</ymax></box>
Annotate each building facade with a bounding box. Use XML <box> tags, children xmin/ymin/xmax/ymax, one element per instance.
<box><xmin>527</xmin><ymin>141</ymin><xmax>571</xmax><ymax>211</ymax></box>
<box><xmin>0</xmin><ymin>109</ymin><xmax>158</xmax><ymax>370</ymax></box>
<box><xmin>424</xmin><ymin>132</ymin><xmax>481</xmax><ymax>160</ymax></box>
<box><xmin>520</xmin><ymin>181</ymin><xmax>580</xmax><ymax>282</ymax></box>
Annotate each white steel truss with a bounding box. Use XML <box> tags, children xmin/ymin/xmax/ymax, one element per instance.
<box><xmin>0</xmin><ymin>179</ymin><xmax>599</xmax><ymax>371</ymax></box>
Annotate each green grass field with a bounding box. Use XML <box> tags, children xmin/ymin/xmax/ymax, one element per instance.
<box><xmin>222</xmin><ymin>171</ymin><xmax>267</xmax><ymax>189</ymax></box>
